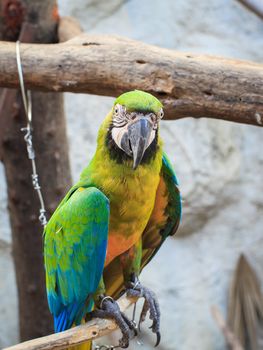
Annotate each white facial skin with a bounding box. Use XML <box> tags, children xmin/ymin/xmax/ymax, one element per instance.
<box><xmin>111</xmin><ymin>104</ymin><xmax>164</xmax><ymax>154</ymax></box>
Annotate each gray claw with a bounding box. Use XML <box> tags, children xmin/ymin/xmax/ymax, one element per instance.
<box><xmin>121</xmin><ymin>311</ymin><xmax>138</xmax><ymax>336</ymax></box>
<box><xmin>139</xmin><ymin>299</ymin><xmax>149</xmax><ymax>329</ymax></box>
<box><xmin>91</xmin><ymin>297</ymin><xmax>136</xmax><ymax>348</ymax></box>
<box><xmin>155</xmin><ymin>331</ymin><xmax>161</xmax><ymax>347</ymax></box>
<box><xmin>126</xmin><ymin>280</ymin><xmax>161</xmax><ymax>346</ymax></box>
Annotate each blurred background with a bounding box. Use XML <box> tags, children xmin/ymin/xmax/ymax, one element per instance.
<box><xmin>0</xmin><ymin>0</ymin><xmax>263</xmax><ymax>349</ymax></box>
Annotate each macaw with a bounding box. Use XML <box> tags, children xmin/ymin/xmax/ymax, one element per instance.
<box><xmin>44</xmin><ymin>90</ymin><xmax>182</xmax><ymax>349</ymax></box>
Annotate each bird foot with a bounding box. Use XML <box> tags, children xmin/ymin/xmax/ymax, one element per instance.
<box><xmin>126</xmin><ymin>280</ymin><xmax>161</xmax><ymax>346</ymax></box>
<box><xmin>91</xmin><ymin>296</ymin><xmax>137</xmax><ymax>348</ymax></box>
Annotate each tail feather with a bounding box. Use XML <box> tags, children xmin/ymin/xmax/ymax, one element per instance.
<box><xmin>54</xmin><ymin>300</ymin><xmax>94</xmax><ymax>350</ymax></box>
<box><xmin>54</xmin><ymin>309</ymin><xmax>67</xmax><ymax>333</ymax></box>
<box><xmin>69</xmin><ymin>341</ymin><xmax>92</xmax><ymax>350</ymax></box>
<box><xmin>54</xmin><ymin>300</ymin><xmax>87</xmax><ymax>333</ymax></box>
<box><xmin>68</xmin><ymin>318</ymin><xmax>92</xmax><ymax>350</ymax></box>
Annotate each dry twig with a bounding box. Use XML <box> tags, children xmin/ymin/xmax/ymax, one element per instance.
<box><xmin>211</xmin><ymin>305</ymin><xmax>244</xmax><ymax>350</ymax></box>
<box><xmin>3</xmin><ymin>296</ymin><xmax>137</xmax><ymax>350</ymax></box>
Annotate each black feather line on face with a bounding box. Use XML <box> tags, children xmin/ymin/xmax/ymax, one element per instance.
<box><xmin>106</xmin><ymin>123</ymin><xmax>159</xmax><ymax>165</ymax></box>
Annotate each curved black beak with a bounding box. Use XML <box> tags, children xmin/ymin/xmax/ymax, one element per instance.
<box><xmin>128</xmin><ymin>118</ymin><xmax>153</xmax><ymax>169</ymax></box>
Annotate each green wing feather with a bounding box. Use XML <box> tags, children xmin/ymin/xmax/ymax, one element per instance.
<box><xmin>44</xmin><ymin>186</ymin><xmax>109</xmax><ymax>331</ymax></box>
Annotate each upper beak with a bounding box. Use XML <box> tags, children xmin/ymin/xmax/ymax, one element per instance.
<box><xmin>127</xmin><ymin>118</ymin><xmax>153</xmax><ymax>169</ymax></box>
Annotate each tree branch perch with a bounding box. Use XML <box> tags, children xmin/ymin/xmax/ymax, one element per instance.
<box><xmin>237</xmin><ymin>0</ymin><xmax>263</xmax><ymax>21</ymax></box>
<box><xmin>211</xmin><ymin>305</ymin><xmax>244</xmax><ymax>350</ymax></box>
<box><xmin>0</xmin><ymin>34</ymin><xmax>262</xmax><ymax>126</ymax></box>
<box><xmin>3</xmin><ymin>296</ymin><xmax>137</xmax><ymax>350</ymax></box>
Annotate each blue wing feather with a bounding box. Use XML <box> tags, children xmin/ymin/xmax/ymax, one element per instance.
<box><xmin>44</xmin><ymin>186</ymin><xmax>109</xmax><ymax>332</ymax></box>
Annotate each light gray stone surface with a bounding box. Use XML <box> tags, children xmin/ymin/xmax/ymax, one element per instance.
<box><xmin>0</xmin><ymin>0</ymin><xmax>262</xmax><ymax>348</ymax></box>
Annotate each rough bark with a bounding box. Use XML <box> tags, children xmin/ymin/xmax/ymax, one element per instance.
<box><xmin>0</xmin><ymin>0</ymin><xmax>59</xmax><ymax>42</ymax></box>
<box><xmin>0</xmin><ymin>0</ymin><xmax>72</xmax><ymax>341</ymax></box>
<box><xmin>0</xmin><ymin>34</ymin><xmax>262</xmax><ymax>126</ymax></box>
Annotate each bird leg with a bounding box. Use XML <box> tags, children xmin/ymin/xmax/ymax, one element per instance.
<box><xmin>125</xmin><ymin>275</ymin><xmax>161</xmax><ymax>346</ymax></box>
<box><xmin>120</xmin><ymin>240</ymin><xmax>161</xmax><ymax>346</ymax></box>
<box><xmin>92</xmin><ymin>279</ymin><xmax>136</xmax><ymax>348</ymax></box>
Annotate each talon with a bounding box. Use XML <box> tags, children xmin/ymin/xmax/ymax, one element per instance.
<box><xmin>126</xmin><ymin>280</ymin><xmax>161</xmax><ymax>345</ymax></box>
<box><xmin>119</xmin><ymin>338</ymin><xmax>129</xmax><ymax>349</ymax></box>
<box><xmin>91</xmin><ymin>296</ymin><xmax>135</xmax><ymax>348</ymax></box>
<box><xmin>121</xmin><ymin>311</ymin><xmax>138</xmax><ymax>336</ymax></box>
<box><xmin>155</xmin><ymin>331</ymin><xmax>161</xmax><ymax>347</ymax></box>
<box><xmin>138</xmin><ymin>299</ymin><xmax>148</xmax><ymax>327</ymax></box>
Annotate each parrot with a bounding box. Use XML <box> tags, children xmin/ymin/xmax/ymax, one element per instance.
<box><xmin>44</xmin><ymin>90</ymin><xmax>182</xmax><ymax>349</ymax></box>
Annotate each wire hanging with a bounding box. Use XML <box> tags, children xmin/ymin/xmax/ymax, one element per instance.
<box><xmin>16</xmin><ymin>40</ymin><xmax>47</xmax><ymax>226</ymax></box>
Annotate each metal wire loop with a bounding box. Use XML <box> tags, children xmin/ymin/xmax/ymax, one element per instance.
<box><xmin>100</xmin><ymin>296</ymin><xmax>114</xmax><ymax>309</ymax></box>
<box><xmin>16</xmin><ymin>41</ymin><xmax>48</xmax><ymax>227</ymax></box>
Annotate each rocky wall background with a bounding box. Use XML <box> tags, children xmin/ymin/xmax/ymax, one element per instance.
<box><xmin>0</xmin><ymin>0</ymin><xmax>262</xmax><ymax>349</ymax></box>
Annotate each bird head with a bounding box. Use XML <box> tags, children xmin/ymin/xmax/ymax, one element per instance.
<box><xmin>106</xmin><ymin>90</ymin><xmax>164</xmax><ymax>169</ymax></box>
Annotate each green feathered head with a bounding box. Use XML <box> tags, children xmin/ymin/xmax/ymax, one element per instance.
<box><xmin>106</xmin><ymin>90</ymin><xmax>164</xmax><ymax>169</ymax></box>
<box><xmin>114</xmin><ymin>90</ymin><xmax>163</xmax><ymax>114</ymax></box>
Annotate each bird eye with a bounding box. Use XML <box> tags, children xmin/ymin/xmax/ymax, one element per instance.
<box><xmin>114</xmin><ymin>106</ymin><xmax>119</xmax><ymax>114</ymax></box>
<box><xmin>159</xmin><ymin>109</ymin><xmax>164</xmax><ymax>119</ymax></box>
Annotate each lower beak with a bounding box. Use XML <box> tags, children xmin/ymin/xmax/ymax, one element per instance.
<box><xmin>128</xmin><ymin>118</ymin><xmax>152</xmax><ymax>169</ymax></box>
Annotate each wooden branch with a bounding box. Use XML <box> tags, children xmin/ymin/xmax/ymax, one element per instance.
<box><xmin>211</xmin><ymin>305</ymin><xmax>244</xmax><ymax>350</ymax></box>
<box><xmin>0</xmin><ymin>35</ymin><xmax>262</xmax><ymax>126</ymax></box>
<box><xmin>237</xmin><ymin>0</ymin><xmax>263</xmax><ymax>20</ymax></box>
<box><xmin>4</xmin><ymin>296</ymin><xmax>136</xmax><ymax>350</ymax></box>
<box><xmin>0</xmin><ymin>1</ymin><xmax>72</xmax><ymax>340</ymax></box>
